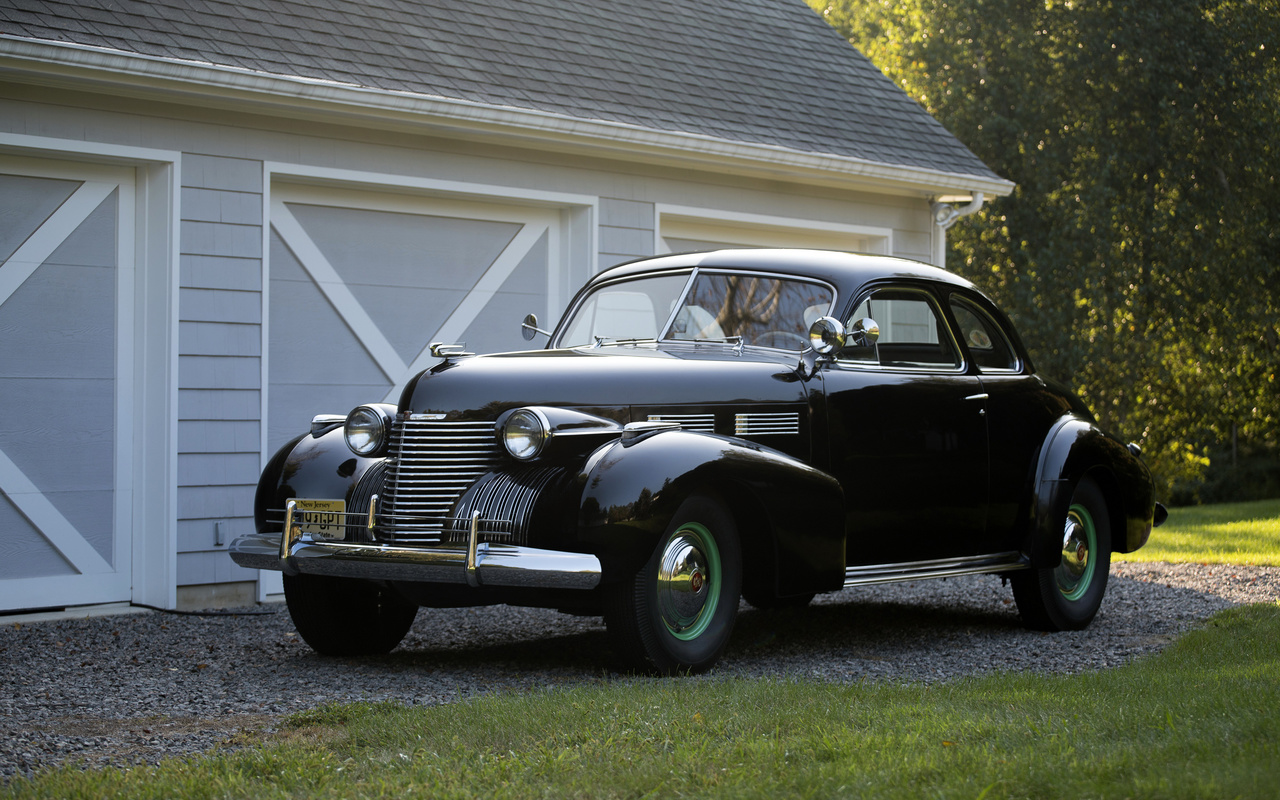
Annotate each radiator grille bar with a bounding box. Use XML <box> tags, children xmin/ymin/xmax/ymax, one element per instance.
<box><xmin>380</xmin><ymin>418</ymin><xmax>500</xmax><ymax>544</ymax></box>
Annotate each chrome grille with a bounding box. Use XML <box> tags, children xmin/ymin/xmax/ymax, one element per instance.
<box><xmin>445</xmin><ymin>465</ymin><xmax>564</xmax><ymax>546</ymax></box>
<box><xmin>380</xmin><ymin>418</ymin><xmax>500</xmax><ymax>544</ymax></box>
<box><xmin>735</xmin><ymin>412</ymin><xmax>800</xmax><ymax>436</ymax></box>
<box><xmin>646</xmin><ymin>413</ymin><xmax>716</xmax><ymax>433</ymax></box>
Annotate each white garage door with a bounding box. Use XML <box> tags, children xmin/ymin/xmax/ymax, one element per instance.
<box><xmin>267</xmin><ymin>184</ymin><xmax>566</xmax><ymax>453</ymax></box>
<box><xmin>0</xmin><ymin>160</ymin><xmax>135</xmax><ymax>612</ymax></box>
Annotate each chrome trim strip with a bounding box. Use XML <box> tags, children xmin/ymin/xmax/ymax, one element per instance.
<box><xmin>843</xmin><ymin>552</ymin><xmax>1027</xmax><ymax>587</ymax></box>
<box><xmin>230</xmin><ymin>532</ymin><xmax>603</xmax><ymax>590</ymax></box>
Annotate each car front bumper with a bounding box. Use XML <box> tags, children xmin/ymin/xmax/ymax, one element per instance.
<box><xmin>230</xmin><ymin>503</ymin><xmax>602</xmax><ymax>591</ymax></box>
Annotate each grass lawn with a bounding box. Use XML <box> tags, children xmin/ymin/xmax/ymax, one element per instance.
<box><xmin>6</xmin><ymin>603</ymin><xmax>1279</xmax><ymax>799</ymax></box>
<box><xmin>1115</xmin><ymin>497</ymin><xmax>1280</xmax><ymax>566</ymax></box>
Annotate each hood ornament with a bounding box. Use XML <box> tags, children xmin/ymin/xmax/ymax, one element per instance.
<box><xmin>429</xmin><ymin>342</ymin><xmax>475</xmax><ymax>364</ymax></box>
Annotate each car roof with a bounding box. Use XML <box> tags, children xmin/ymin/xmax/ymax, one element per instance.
<box><xmin>588</xmin><ymin>249</ymin><xmax>981</xmax><ymax>297</ymax></box>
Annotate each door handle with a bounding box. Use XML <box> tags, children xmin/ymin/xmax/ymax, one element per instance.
<box><xmin>964</xmin><ymin>393</ymin><xmax>988</xmax><ymax>416</ymax></box>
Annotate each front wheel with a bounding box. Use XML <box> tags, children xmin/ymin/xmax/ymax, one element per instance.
<box><xmin>1012</xmin><ymin>477</ymin><xmax>1112</xmax><ymax>631</ymax></box>
<box><xmin>283</xmin><ymin>573</ymin><xmax>418</xmax><ymax>656</ymax></box>
<box><xmin>605</xmin><ymin>493</ymin><xmax>742</xmax><ymax>674</ymax></box>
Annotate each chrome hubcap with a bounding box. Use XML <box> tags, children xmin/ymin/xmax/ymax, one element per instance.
<box><xmin>656</xmin><ymin>524</ymin><xmax>720</xmax><ymax>640</ymax></box>
<box><xmin>1057</xmin><ymin>507</ymin><xmax>1096</xmax><ymax>601</ymax></box>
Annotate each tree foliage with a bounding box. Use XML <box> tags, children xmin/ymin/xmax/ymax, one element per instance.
<box><xmin>810</xmin><ymin>0</ymin><xmax>1280</xmax><ymax>499</ymax></box>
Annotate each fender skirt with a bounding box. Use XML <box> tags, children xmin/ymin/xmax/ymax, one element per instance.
<box><xmin>572</xmin><ymin>428</ymin><xmax>845</xmax><ymax>595</ymax></box>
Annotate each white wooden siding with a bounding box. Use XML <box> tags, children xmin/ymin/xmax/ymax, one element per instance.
<box><xmin>175</xmin><ymin>154</ymin><xmax>263</xmax><ymax>587</ymax></box>
<box><xmin>599</xmin><ymin>198</ymin><xmax>655</xmax><ymax>268</ymax></box>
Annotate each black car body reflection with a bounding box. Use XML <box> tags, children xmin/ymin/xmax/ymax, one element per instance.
<box><xmin>231</xmin><ymin>249</ymin><xmax>1164</xmax><ymax>673</ymax></box>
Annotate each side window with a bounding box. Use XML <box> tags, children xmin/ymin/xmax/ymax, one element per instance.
<box><xmin>948</xmin><ymin>295</ymin><xmax>1019</xmax><ymax>372</ymax></box>
<box><xmin>842</xmin><ymin>287</ymin><xmax>960</xmax><ymax>369</ymax></box>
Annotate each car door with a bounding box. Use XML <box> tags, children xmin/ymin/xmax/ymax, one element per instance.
<box><xmin>820</xmin><ymin>284</ymin><xmax>989</xmax><ymax>566</ymax></box>
<box><xmin>945</xmin><ymin>290</ymin><xmax>1075</xmax><ymax>552</ymax></box>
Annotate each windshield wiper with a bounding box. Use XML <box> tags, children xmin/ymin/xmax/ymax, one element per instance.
<box><xmin>670</xmin><ymin>336</ymin><xmax>745</xmax><ymax>355</ymax></box>
<box><xmin>589</xmin><ymin>336</ymin><xmax>658</xmax><ymax>348</ymax></box>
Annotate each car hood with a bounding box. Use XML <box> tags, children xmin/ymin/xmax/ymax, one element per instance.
<box><xmin>399</xmin><ymin>344</ymin><xmax>811</xmax><ymax>421</ymax></box>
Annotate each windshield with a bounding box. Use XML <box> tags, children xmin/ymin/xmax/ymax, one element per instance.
<box><xmin>556</xmin><ymin>270</ymin><xmax>834</xmax><ymax>351</ymax></box>
<box><xmin>665</xmin><ymin>273</ymin><xmax>834</xmax><ymax>351</ymax></box>
<box><xmin>557</xmin><ymin>273</ymin><xmax>691</xmax><ymax>347</ymax></box>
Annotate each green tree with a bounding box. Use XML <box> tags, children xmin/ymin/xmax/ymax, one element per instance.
<box><xmin>811</xmin><ymin>0</ymin><xmax>1280</xmax><ymax>499</ymax></box>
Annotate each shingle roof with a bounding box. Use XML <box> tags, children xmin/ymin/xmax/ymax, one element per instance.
<box><xmin>0</xmin><ymin>0</ymin><xmax>1003</xmax><ymax>183</ymax></box>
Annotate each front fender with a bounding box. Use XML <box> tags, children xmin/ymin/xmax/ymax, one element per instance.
<box><xmin>572</xmin><ymin>428</ymin><xmax>845</xmax><ymax>594</ymax></box>
<box><xmin>1027</xmin><ymin>416</ymin><xmax>1157</xmax><ymax>567</ymax></box>
<box><xmin>253</xmin><ymin>426</ymin><xmax>383</xmax><ymax>540</ymax></box>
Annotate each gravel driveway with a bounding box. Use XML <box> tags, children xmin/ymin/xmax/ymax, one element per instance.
<box><xmin>3</xmin><ymin>561</ymin><xmax>1277</xmax><ymax>779</ymax></box>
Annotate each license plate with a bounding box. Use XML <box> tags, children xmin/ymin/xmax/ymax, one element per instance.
<box><xmin>293</xmin><ymin>498</ymin><xmax>346</xmax><ymax>541</ymax></box>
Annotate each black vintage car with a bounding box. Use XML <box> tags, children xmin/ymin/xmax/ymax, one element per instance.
<box><xmin>231</xmin><ymin>248</ymin><xmax>1165</xmax><ymax>674</ymax></box>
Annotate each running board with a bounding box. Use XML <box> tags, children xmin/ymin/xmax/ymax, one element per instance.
<box><xmin>844</xmin><ymin>552</ymin><xmax>1028</xmax><ymax>587</ymax></box>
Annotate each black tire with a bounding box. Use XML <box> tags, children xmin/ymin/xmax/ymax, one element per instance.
<box><xmin>283</xmin><ymin>573</ymin><xmax>418</xmax><ymax>656</ymax></box>
<box><xmin>604</xmin><ymin>493</ymin><xmax>743</xmax><ymax>674</ymax></box>
<box><xmin>1011</xmin><ymin>477</ymin><xmax>1112</xmax><ymax>631</ymax></box>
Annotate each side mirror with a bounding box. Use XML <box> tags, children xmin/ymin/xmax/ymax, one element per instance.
<box><xmin>849</xmin><ymin>317</ymin><xmax>880</xmax><ymax>348</ymax></box>
<box><xmin>521</xmin><ymin>313</ymin><xmax>551</xmax><ymax>341</ymax></box>
<box><xmin>808</xmin><ymin>316</ymin><xmax>847</xmax><ymax>355</ymax></box>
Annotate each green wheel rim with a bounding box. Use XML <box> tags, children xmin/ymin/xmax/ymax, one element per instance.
<box><xmin>655</xmin><ymin>522</ymin><xmax>722</xmax><ymax>641</ymax></box>
<box><xmin>1056</xmin><ymin>503</ymin><xmax>1097</xmax><ymax>601</ymax></box>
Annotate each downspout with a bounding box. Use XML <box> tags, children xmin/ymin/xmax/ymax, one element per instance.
<box><xmin>930</xmin><ymin>192</ymin><xmax>984</xmax><ymax>268</ymax></box>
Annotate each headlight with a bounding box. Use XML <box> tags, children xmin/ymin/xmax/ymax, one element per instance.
<box><xmin>502</xmin><ymin>408</ymin><xmax>547</xmax><ymax>461</ymax></box>
<box><xmin>345</xmin><ymin>405</ymin><xmax>392</xmax><ymax>457</ymax></box>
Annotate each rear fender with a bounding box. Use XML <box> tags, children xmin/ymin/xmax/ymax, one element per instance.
<box><xmin>1027</xmin><ymin>416</ymin><xmax>1157</xmax><ymax>567</ymax></box>
<box><xmin>573</xmin><ymin>428</ymin><xmax>845</xmax><ymax>594</ymax></box>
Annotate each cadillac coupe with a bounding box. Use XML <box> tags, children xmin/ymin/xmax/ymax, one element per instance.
<box><xmin>231</xmin><ymin>248</ymin><xmax>1165</xmax><ymax>674</ymax></box>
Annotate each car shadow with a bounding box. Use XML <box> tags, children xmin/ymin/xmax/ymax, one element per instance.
<box><xmin>314</xmin><ymin>580</ymin><xmax>1028</xmax><ymax>677</ymax></box>
<box><xmin>282</xmin><ymin>569</ymin><xmax>1247</xmax><ymax>681</ymax></box>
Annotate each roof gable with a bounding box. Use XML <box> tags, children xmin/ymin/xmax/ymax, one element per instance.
<box><xmin>0</xmin><ymin>0</ymin><xmax>1004</xmax><ymax>185</ymax></box>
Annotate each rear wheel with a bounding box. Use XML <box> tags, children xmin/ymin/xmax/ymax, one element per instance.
<box><xmin>605</xmin><ymin>493</ymin><xmax>742</xmax><ymax>674</ymax></box>
<box><xmin>1012</xmin><ymin>477</ymin><xmax>1112</xmax><ymax>631</ymax></box>
<box><xmin>283</xmin><ymin>573</ymin><xmax>418</xmax><ymax>656</ymax></box>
